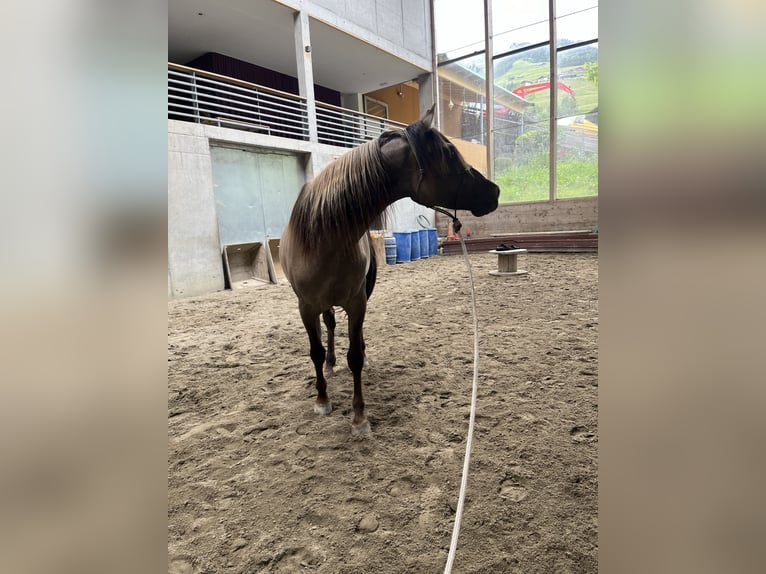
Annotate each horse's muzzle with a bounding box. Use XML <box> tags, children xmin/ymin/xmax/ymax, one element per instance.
<box><xmin>470</xmin><ymin>183</ymin><xmax>500</xmax><ymax>217</ymax></box>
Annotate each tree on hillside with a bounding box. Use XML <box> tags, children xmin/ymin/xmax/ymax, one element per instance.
<box><xmin>584</xmin><ymin>62</ymin><xmax>598</xmax><ymax>86</ymax></box>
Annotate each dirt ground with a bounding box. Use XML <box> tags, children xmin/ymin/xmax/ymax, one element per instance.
<box><xmin>168</xmin><ymin>252</ymin><xmax>598</xmax><ymax>574</ymax></box>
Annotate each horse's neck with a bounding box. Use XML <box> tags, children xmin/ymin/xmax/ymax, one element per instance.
<box><xmin>379</xmin><ymin>143</ymin><xmax>422</xmax><ymax>211</ymax></box>
<box><xmin>342</xmin><ymin>176</ymin><xmax>406</xmax><ymax>235</ymax></box>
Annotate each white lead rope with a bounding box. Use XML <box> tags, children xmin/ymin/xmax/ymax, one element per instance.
<box><xmin>443</xmin><ymin>228</ymin><xmax>480</xmax><ymax>574</ymax></box>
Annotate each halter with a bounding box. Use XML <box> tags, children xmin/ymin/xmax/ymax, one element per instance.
<box><xmin>400</xmin><ymin>128</ymin><xmax>463</xmax><ymax>233</ymax></box>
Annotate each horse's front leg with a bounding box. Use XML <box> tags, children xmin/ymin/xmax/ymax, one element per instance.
<box><xmin>322</xmin><ymin>308</ymin><xmax>336</xmax><ymax>378</ymax></box>
<box><xmin>361</xmin><ymin>329</ymin><xmax>370</xmax><ymax>368</ymax></box>
<box><xmin>299</xmin><ymin>303</ymin><xmax>332</xmax><ymax>415</ymax></box>
<box><xmin>345</xmin><ymin>296</ymin><xmax>370</xmax><ymax>436</ymax></box>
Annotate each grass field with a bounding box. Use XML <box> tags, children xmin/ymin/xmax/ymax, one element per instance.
<box><xmin>495</xmin><ymin>154</ymin><xmax>598</xmax><ymax>203</ymax></box>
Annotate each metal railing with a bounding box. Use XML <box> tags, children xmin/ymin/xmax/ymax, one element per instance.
<box><xmin>316</xmin><ymin>102</ymin><xmax>406</xmax><ymax>147</ymax></box>
<box><xmin>168</xmin><ymin>63</ymin><xmax>407</xmax><ymax>148</ymax></box>
<box><xmin>168</xmin><ymin>64</ymin><xmax>309</xmax><ymax>140</ymax></box>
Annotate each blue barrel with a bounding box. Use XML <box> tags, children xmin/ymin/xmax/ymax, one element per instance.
<box><xmin>409</xmin><ymin>229</ymin><xmax>420</xmax><ymax>261</ymax></box>
<box><xmin>427</xmin><ymin>228</ymin><xmax>438</xmax><ymax>256</ymax></box>
<box><xmin>418</xmin><ymin>229</ymin><xmax>429</xmax><ymax>258</ymax></box>
<box><xmin>384</xmin><ymin>236</ymin><xmax>397</xmax><ymax>265</ymax></box>
<box><xmin>393</xmin><ymin>231</ymin><xmax>411</xmax><ymax>263</ymax></box>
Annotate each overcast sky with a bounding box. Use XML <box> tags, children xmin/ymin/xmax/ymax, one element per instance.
<box><xmin>434</xmin><ymin>0</ymin><xmax>598</xmax><ymax>57</ymax></box>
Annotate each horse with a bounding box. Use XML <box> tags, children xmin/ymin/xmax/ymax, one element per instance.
<box><xmin>280</xmin><ymin>105</ymin><xmax>499</xmax><ymax>436</ymax></box>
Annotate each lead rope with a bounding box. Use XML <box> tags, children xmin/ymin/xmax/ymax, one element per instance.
<box><xmin>433</xmin><ymin>208</ymin><xmax>479</xmax><ymax>574</ymax></box>
<box><xmin>401</xmin><ymin>128</ymin><xmax>479</xmax><ymax>571</ymax></box>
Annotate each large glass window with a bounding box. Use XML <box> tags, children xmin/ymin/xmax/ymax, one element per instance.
<box><xmin>555</xmin><ymin>1</ymin><xmax>598</xmax><ymax>200</ymax></box>
<box><xmin>556</xmin><ymin>2</ymin><xmax>599</xmax><ymax>48</ymax></box>
<box><xmin>556</xmin><ymin>42</ymin><xmax>598</xmax><ymax>198</ymax></box>
<box><xmin>434</xmin><ymin>0</ymin><xmax>486</xmax><ymax>62</ymax></box>
<box><xmin>437</xmin><ymin>54</ymin><xmax>489</xmax><ymax>175</ymax></box>
<box><xmin>492</xmin><ymin>0</ymin><xmax>549</xmax><ymax>54</ymax></box>
<box><xmin>493</xmin><ymin>45</ymin><xmax>550</xmax><ymax>202</ymax></box>
<box><xmin>434</xmin><ymin>1</ymin><xmax>598</xmax><ymax>203</ymax></box>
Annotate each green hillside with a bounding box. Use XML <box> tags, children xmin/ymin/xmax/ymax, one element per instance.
<box><xmin>496</xmin><ymin>60</ymin><xmax>598</xmax><ymax>118</ymax></box>
<box><xmin>492</xmin><ymin>50</ymin><xmax>598</xmax><ymax>202</ymax></box>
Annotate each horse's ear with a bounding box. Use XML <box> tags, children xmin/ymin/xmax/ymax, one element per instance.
<box><xmin>420</xmin><ymin>104</ymin><xmax>436</xmax><ymax>130</ymax></box>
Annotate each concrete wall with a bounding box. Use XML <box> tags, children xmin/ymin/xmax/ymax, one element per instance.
<box><xmin>168</xmin><ymin>119</ymin><xmax>434</xmax><ymax>298</ymax></box>
<box><xmin>300</xmin><ymin>0</ymin><xmax>431</xmax><ymax>64</ymax></box>
<box><xmin>435</xmin><ymin>197</ymin><xmax>598</xmax><ymax>237</ymax></box>
<box><xmin>168</xmin><ymin>122</ymin><xmax>225</xmax><ymax>298</ymax></box>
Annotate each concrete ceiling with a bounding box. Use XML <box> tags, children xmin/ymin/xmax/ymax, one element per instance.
<box><xmin>168</xmin><ymin>0</ymin><xmax>428</xmax><ymax>94</ymax></box>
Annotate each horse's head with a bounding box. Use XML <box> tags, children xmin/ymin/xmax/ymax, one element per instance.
<box><xmin>384</xmin><ymin>105</ymin><xmax>499</xmax><ymax>217</ymax></box>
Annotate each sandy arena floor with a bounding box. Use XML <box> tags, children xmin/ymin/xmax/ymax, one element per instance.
<box><xmin>168</xmin><ymin>252</ymin><xmax>598</xmax><ymax>573</ymax></box>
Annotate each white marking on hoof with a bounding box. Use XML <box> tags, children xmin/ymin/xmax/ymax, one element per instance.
<box><xmin>314</xmin><ymin>401</ymin><xmax>332</xmax><ymax>416</ymax></box>
<box><xmin>351</xmin><ymin>419</ymin><xmax>371</xmax><ymax>436</ymax></box>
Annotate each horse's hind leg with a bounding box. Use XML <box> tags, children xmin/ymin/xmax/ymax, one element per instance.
<box><xmin>346</xmin><ymin>296</ymin><xmax>370</xmax><ymax>436</ymax></box>
<box><xmin>322</xmin><ymin>308</ymin><xmax>336</xmax><ymax>378</ymax></box>
<box><xmin>299</xmin><ymin>303</ymin><xmax>332</xmax><ymax>415</ymax></box>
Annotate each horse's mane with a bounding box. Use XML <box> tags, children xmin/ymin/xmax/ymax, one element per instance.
<box><xmin>287</xmin><ymin>137</ymin><xmax>393</xmax><ymax>252</ymax></box>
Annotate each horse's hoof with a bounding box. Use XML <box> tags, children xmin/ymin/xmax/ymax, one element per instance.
<box><xmin>351</xmin><ymin>419</ymin><xmax>371</xmax><ymax>436</ymax></box>
<box><xmin>314</xmin><ymin>401</ymin><xmax>332</xmax><ymax>416</ymax></box>
<box><xmin>323</xmin><ymin>365</ymin><xmax>335</xmax><ymax>378</ymax></box>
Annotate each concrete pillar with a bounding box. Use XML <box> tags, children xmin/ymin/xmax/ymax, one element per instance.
<box><xmin>417</xmin><ymin>72</ymin><xmax>435</xmax><ymax>117</ymax></box>
<box><xmin>294</xmin><ymin>11</ymin><xmax>318</xmax><ymax>144</ymax></box>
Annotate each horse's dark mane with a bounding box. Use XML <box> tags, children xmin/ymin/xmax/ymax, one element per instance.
<box><xmin>287</xmin><ymin>137</ymin><xmax>394</xmax><ymax>252</ymax></box>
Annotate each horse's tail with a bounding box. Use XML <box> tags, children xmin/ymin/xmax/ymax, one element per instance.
<box><xmin>365</xmin><ymin>233</ymin><xmax>377</xmax><ymax>300</ymax></box>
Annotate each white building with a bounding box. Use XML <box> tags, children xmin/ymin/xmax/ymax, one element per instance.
<box><xmin>168</xmin><ymin>0</ymin><xmax>437</xmax><ymax>298</ymax></box>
